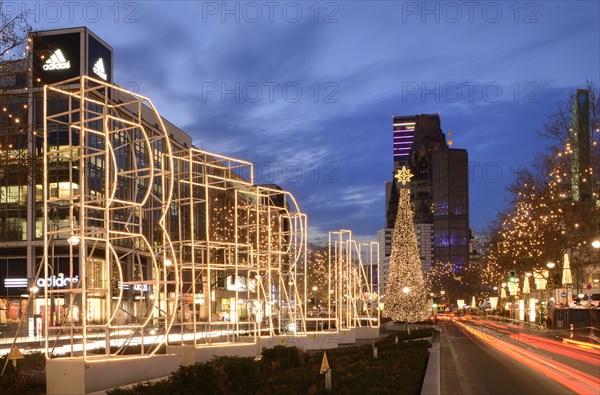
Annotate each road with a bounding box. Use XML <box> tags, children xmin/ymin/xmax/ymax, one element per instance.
<box><xmin>439</xmin><ymin>316</ymin><xmax>600</xmax><ymax>395</ymax></box>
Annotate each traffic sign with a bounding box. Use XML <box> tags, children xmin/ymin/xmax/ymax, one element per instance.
<box><xmin>7</xmin><ymin>346</ymin><xmax>24</xmax><ymax>360</ymax></box>
<box><xmin>320</xmin><ymin>351</ymin><xmax>330</xmax><ymax>374</ymax></box>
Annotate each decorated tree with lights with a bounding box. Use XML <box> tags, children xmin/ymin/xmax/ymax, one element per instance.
<box><xmin>483</xmin><ymin>82</ymin><xmax>600</xmax><ymax>286</ymax></box>
<box><xmin>383</xmin><ymin>167</ymin><xmax>429</xmax><ymax>322</ymax></box>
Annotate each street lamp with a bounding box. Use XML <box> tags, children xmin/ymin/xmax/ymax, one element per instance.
<box><xmin>542</xmin><ymin>261</ymin><xmax>557</xmax><ymax>327</ymax></box>
<box><xmin>402</xmin><ymin>287</ymin><xmax>410</xmax><ymax>332</ymax></box>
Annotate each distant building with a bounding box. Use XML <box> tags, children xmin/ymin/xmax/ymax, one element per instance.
<box><xmin>431</xmin><ymin>148</ymin><xmax>469</xmax><ymax>268</ymax></box>
<box><xmin>377</xmin><ymin>228</ymin><xmax>392</xmax><ymax>292</ymax></box>
<box><xmin>469</xmin><ymin>229</ymin><xmax>483</xmax><ymax>267</ymax></box>
<box><xmin>570</xmin><ymin>89</ymin><xmax>592</xmax><ymax>202</ymax></box>
<box><xmin>380</xmin><ymin>114</ymin><xmax>469</xmax><ymax>278</ymax></box>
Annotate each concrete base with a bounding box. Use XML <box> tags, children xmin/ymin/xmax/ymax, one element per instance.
<box><xmin>259</xmin><ymin>334</ymin><xmax>294</xmax><ymax>350</ymax></box>
<box><xmin>336</xmin><ymin>329</ymin><xmax>357</xmax><ymax>344</ymax></box>
<box><xmin>300</xmin><ymin>332</ymin><xmax>339</xmax><ymax>350</ymax></box>
<box><xmin>167</xmin><ymin>332</ymin><xmax>345</xmax><ymax>368</ymax></box>
<box><xmin>46</xmin><ymin>354</ymin><xmax>180</xmax><ymax>395</ymax></box>
<box><xmin>421</xmin><ymin>342</ymin><xmax>440</xmax><ymax>395</ymax></box>
<box><xmin>167</xmin><ymin>343</ymin><xmax>258</xmax><ymax>365</ymax></box>
<box><xmin>354</xmin><ymin>326</ymin><xmax>379</xmax><ymax>340</ymax></box>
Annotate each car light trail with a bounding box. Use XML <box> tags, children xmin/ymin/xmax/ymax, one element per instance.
<box><xmin>454</xmin><ymin>320</ymin><xmax>600</xmax><ymax>395</ymax></box>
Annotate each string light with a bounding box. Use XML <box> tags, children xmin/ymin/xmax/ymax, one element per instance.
<box><xmin>383</xmin><ymin>187</ymin><xmax>428</xmax><ymax>323</ymax></box>
<box><xmin>484</xmin><ymin>90</ymin><xmax>599</xmax><ymax>284</ymax></box>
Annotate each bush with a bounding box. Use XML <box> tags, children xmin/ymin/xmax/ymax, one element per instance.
<box><xmin>261</xmin><ymin>346</ymin><xmax>303</xmax><ymax>369</ymax></box>
<box><xmin>0</xmin><ymin>351</ymin><xmax>46</xmax><ymax>395</ymax></box>
<box><xmin>215</xmin><ymin>356</ymin><xmax>261</xmax><ymax>394</ymax></box>
<box><xmin>108</xmin><ymin>338</ymin><xmax>430</xmax><ymax>394</ymax></box>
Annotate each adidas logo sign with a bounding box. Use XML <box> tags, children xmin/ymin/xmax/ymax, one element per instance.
<box><xmin>93</xmin><ymin>58</ymin><xmax>107</xmax><ymax>81</ymax></box>
<box><xmin>42</xmin><ymin>49</ymin><xmax>70</xmax><ymax>71</ymax></box>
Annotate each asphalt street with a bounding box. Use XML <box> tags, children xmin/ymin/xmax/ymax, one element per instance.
<box><xmin>439</xmin><ymin>319</ymin><xmax>586</xmax><ymax>395</ymax></box>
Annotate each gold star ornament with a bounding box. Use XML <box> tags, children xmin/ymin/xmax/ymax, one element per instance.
<box><xmin>394</xmin><ymin>166</ymin><xmax>413</xmax><ymax>186</ymax></box>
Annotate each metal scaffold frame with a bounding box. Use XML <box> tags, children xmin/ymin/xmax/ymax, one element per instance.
<box><xmin>171</xmin><ymin>148</ymin><xmax>308</xmax><ymax>347</ymax></box>
<box><xmin>328</xmin><ymin>230</ymin><xmax>380</xmax><ymax>331</ymax></box>
<box><xmin>42</xmin><ymin>76</ymin><xmax>179</xmax><ymax>361</ymax></box>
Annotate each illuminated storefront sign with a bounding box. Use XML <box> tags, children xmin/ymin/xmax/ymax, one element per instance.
<box><xmin>32</xmin><ymin>29</ymin><xmax>113</xmax><ymax>86</ymax></box>
<box><xmin>42</xmin><ymin>49</ymin><xmax>71</xmax><ymax>70</ymax></box>
<box><xmin>117</xmin><ymin>282</ymin><xmax>152</xmax><ymax>292</ymax></box>
<box><xmin>88</xmin><ymin>34</ymin><xmax>112</xmax><ymax>83</ymax></box>
<box><xmin>92</xmin><ymin>58</ymin><xmax>107</xmax><ymax>80</ymax></box>
<box><xmin>32</xmin><ymin>31</ymin><xmax>81</xmax><ymax>86</ymax></box>
<box><xmin>37</xmin><ymin>275</ymin><xmax>79</xmax><ymax>288</ymax></box>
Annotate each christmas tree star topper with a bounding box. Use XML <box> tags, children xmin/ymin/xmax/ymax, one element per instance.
<box><xmin>394</xmin><ymin>166</ymin><xmax>413</xmax><ymax>186</ymax></box>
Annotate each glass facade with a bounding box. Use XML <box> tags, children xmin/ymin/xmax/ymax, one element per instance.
<box><xmin>432</xmin><ymin>149</ymin><xmax>469</xmax><ymax>268</ymax></box>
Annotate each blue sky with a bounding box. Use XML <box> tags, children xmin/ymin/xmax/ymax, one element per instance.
<box><xmin>25</xmin><ymin>0</ymin><xmax>600</xmax><ymax>241</ymax></box>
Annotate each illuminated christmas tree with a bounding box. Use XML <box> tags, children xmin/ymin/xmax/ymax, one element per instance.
<box><xmin>383</xmin><ymin>166</ymin><xmax>429</xmax><ymax>323</ymax></box>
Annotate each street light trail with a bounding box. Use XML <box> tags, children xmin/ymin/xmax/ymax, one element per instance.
<box><xmin>460</xmin><ymin>317</ymin><xmax>600</xmax><ymax>366</ymax></box>
<box><xmin>454</xmin><ymin>320</ymin><xmax>600</xmax><ymax>395</ymax></box>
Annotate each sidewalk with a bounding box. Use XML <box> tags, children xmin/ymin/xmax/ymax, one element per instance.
<box><xmin>436</xmin><ymin>324</ymin><xmax>488</xmax><ymax>395</ymax></box>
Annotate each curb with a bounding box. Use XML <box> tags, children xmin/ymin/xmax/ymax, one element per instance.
<box><xmin>420</xmin><ymin>341</ymin><xmax>440</xmax><ymax>395</ymax></box>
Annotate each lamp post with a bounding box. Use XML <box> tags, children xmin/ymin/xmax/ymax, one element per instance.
<box><xmin>501</xmin><ymin>283</ymin><xmax>507</xmax><ymax>317</ymax></box>
<box><xmin>592</xmin><ymin>241</ymin><xmax>600</xmax><ymax>294</ymax></box>
<box><xmin>545</xmin><ymin>261</ymin><xmax>556</xmax><ymax>327</ymax></box>
<box><xmin>402</xmin><ymin>286</ymin><xmax>410</xmax><ymax>333</ymax></box>
<box><xmin>429</xmin><ymin>292</ymin><xmax>437</xmax><ymax>325</ymax></box>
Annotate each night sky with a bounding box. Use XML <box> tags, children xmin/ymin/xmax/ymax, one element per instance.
<box><xmin>25</xmin><ymin>1</ymin><xmax>600</xmax><ymax>242</ymax></box>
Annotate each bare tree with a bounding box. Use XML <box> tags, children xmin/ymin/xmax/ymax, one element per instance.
<box><xmin>0</xmin><ymin>6</ymin><xmax>31</xmax><ymax>239</ymax></box>
<box><xmin>0</xmin><ymin>3</ymin><xmax>30</xmax><ymax>60</ymax></box>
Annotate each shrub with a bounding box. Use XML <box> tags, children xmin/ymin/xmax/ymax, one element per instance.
<box><xmin>261</xmin><ymin>346</ymin><xmax>303</xmax><ymax>369</ymax></box>
<box><xmin>107</xmin><ymin>338</ymin><xmax>430</xmax><ymax>394</ymax></box>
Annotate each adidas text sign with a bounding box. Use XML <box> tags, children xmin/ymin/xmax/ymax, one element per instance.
<box><xmin>43</xmin><ymin>49</ymin><xmax>70</xmax><ymax>71</ymax></box>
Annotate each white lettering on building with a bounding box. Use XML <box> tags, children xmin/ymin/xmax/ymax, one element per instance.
<box><xmin>42</xmin><ymin>49</ymin><xmax>71</xmax><ymax>71</ymax></box>
<box><xmin>37</xmin><ymin>275</ymin><xmax>79</xmax><ymax>288</ymax></box>
<box><xmin>92</xmin><ymin>58</ymin><xmax>107</xmax><ymax>80</ymax></box>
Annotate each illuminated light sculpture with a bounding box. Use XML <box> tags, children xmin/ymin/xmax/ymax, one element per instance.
<box><xmin>522</xmin><ymin>275</ymin><xmax>531</xmax><ymax>294</ymax></box>
<box><xmin>43</xmin><ymin>76</ymin><xmax>179</xmax><ymax>360</ymax></box>
<box><xmin>562</xmin><ymin>253</ymin><xmax>573</xmax><ymax>286</ymax></box>
<box><xmin>170</xmin><ymin>148</ymin><xmax>307</xmax><ymax>345</ymax></box>
<box><xmin>489</xmin><ymin>297</ymin><xmax>498</xmax><ymax>309</ymax></box>
<box><xmin>534</xmin><ymin>270</ymin><xmax>548</xmax><ymax>290</ymax></box>
<box><xmin>529</xmin><ymin>299</ymin><xmax>536</xmax><ymax>323</ymax></box>
<box><xmin>246</xmin><ymin>185</ymin><xmax>307</xmax><ymax>337</ymax></box>
<box><xmin>327</xmin><ymin>230</ymin><xmax>380</xmax><ymax>331</ymax></box>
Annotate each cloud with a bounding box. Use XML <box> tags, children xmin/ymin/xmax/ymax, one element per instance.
<box><xmin>28</xmin><ymin>1</ymin><xmax>600</xmax><ymax>242</ymax></box>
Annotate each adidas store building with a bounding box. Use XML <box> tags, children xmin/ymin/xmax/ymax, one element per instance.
<box><xmin>0</xmin><ymin>27</ymin><xmax>192</xmax><ymax>328</ymax></box>
<box><xmin>0</xmin><ymin>28</ymin><xmax>113</xmax><ymax>323</ymax></box>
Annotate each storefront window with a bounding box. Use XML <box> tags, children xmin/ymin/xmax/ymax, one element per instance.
<box><xmin>0</xmin><ymin>185</ymin><xmax>27</xmax><ymax>204</ymax></box>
